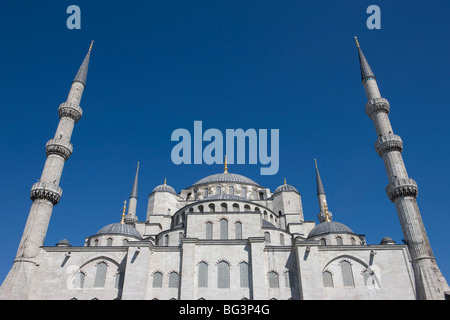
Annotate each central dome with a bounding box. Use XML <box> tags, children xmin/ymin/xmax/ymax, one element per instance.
<box><xmin>192</xmin><ymin>172</ymin><xmax>260</xmax><ymax>187</ymax></box>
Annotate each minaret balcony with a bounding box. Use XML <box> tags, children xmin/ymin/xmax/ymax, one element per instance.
<box><xmin>45</xmin><ymin>139</ymin><xmax>73</xmax><ymax>160</ymax></box>
<box><xmin>365</xmin><ymin>97</ymin><xmax>390</xmax><ymax>119</ymax></box>
<box><xmin>374</xmin><ymin>134</ymin><xmax>403</xmax><ymax>157</ymax></box>
<box><xmin>58</xmin><ymin>102</ymin><xmax>83</xmax><ymax>123</ymax></box>
<box><xmin>30</xmin><ymin>181</ymin><xmax>63</xmax><ymax>205</ymax></box>
<box><xmin>386</xmin><ymin>178</ymin><xmax>418</xmax><ymax>202</ymax></box>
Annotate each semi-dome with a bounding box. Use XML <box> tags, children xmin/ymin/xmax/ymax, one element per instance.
<box><xmin>192</xmin><ymin>172</ymin><xmax>260</xmax><ymax>187</ymax></box>
<box><xmin>274</xmin><ymin>184</ymin><xmax>299</xmax><ymax>194</ymax></box>
<box><xmin>380</xmin><ymin>236</ymin><xmax>396</xmax><ymax>245</ymax></box>
<box><xmin>95</xmin><ymin>223</ymin><xmax>142</xmax><ymax>239</ymax></box>
<box><xmin>152</xmin><ymin>184</ymin><xmax>177</xmax><ymax>194</ymax></box>
<box><xmin>56</xmin><ymin>239</ymin><xmax>71</xmax><ymax>247</ymax></box>
<box><xmin>307</xmin><ymin>221</ymin><xmax>355</xmax><ymax>239</ymax></box>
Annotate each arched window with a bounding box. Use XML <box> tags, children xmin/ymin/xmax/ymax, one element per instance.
<box><xmin>263</xmin><ymin>211</ymin><xmax>268</xmax><ymax>220</ymax></box>
<box><xmin>152</xmin><ymin>272</ymin><xmax>163</xmax><ymax>288</ymax></box>
<box><xmin>189</xmin><ymin>207</ymin><xmax>194</xmax><ymax>212</ymax></box>
<box><xmin>351</xmin><ymin>237</ymin><xmax>356</xmax><ymax>245</ymax></box>
<box><xmin>220</xmin><ymin>219</ymin><xmax>228</xmax><ymax>240</ymax></box>
<box><xmin>206</xmin><ymin>222</ymin><xmax>213</xmax><ymax>240</ymax></box>
<box><xmin>264</xmin><ymin>232</ymin><xmax>271</xmax><ymax>244</ymax></box>
<box><xmin>268</xmin><ymin>271</ymin><xmax>279</xmax><ymax>288</ymax></box>
<box><xmin>340</xmin><ymin>261</ymin><xmax>354</xmax><ymax>287</ymax></box>
<box><xmin>186</xmin><ymin>193</ymin><xmax>191</xmax><ymax>200</ymax></box>
<box><xmin>239</xmin><ymin>262</ymin><xmax>250</xmax><ymax>288</ymax></box>
<box><xmin>229</xmin><ymin>186</ymin><xmax>234</xmax><ymax>195</ymax></box>
<box><xmin>193</xmin><ymin>189</ymin><xmax>198</xmax><ymax>200</ymax></box>
<box><xmin>93</xmin><ymin>239</ymin><xmax>99</xmax><ymax>246</ymax></box>
<box><xmin>259</xmin><ymin>192</ymin><xmax>265</xmax><ymax>200</ymax></box>
<box><xmin>164</xmin><ymin>234</ymin><xmax>169</xmax><ymax>246</ymax></box>
<box><xmin>322</xmin><ymin>271</ymin><xmax>334</xmax><ymax>288</ymax></box>
<box><xmin>122</xmin><ymin>239</ymin><xmax>128</xmax><ymax>246</ymax></box>
<box><xmin>255</xmin><ymin>207</ymin><xmax>260</xmax><ymax>212</ymax></box>
<box><xmin>74</xmin><ymin>272</ymin><xmax>85</xmax><ymax>289</ymax></box>
<box><xmin>280</xmin><ymin>234</ymin><xmax>285</xmax><ymax>245</ymax></box>
<box><xmin>320</xmin><ymin>238</ymin><xmax>326</xmax><ymax>245</ymax></box>
<box><xmin>244</xmin><ymin>204</ymin><xmax>250</xmax><ymax>211</ymax></box>
<box><xmin>167</xmin><ymin>208</ymin><xmax>171</xmax><ymax>215</ymax></box>
<box><xmin>336</xmin><ymin>236</ymin><xmax>343</xmax><ymax>245</ymax></box>
<box><xmin>233</xmin><ymin>203</ymin><xmax>239</xmax><ymax>212</ymax></box>
<box><xmin>235</xmin><ymin>221</ymin><xmax>242</xmax><ymax>239</ymax></box>
<box><xmin>169</xmin><ymin>272</ymin><xmax>180</xmax><ymax>288</ymax></box>
<box><xmin>204</xmin><ymin>188</ymin><xmax>209</xmax><ymax>198</ymax></box>
<box><xmin>198</xmin><ymin>205</ymin><xmax>204</xmax><ymax>212</ymax></box>
<box><xmin>94</xmin><ymin>262</ymin><xmax>108</xmax><ymax>288</ymax></box>
<box><xmin>218</xmin><ymin>261</ymin><xmax>230</xmax><ymax>288</ymax></box>
<box><xmin>106</xmin><ymin>238</ymin><xmax>113</xmax><ymax>246</ymax></box>
<box><xmin>209</xmin><ymin>204</ymin><xmax>215</xmax><ymax>212</ymax></box>
<box><xmin>216</xmin><ymin>186</ymin><xmax>221</xmax><ymax>195</ymax></box>
<box><xmin>178</xmin><ymin>232</ymin><xmax>183</xmax><ymax>244</ymax></box>
<box><xmin>242</xmin><ymin>187</ymin><xmax>247</xmax><ymax>198</ymax></box>
<box><xmin>198</xmin><ymin>262</ymin><xmax>208</xmax><ymax>288</ymax></box>
<box><xmin>221</xmin><ymin>203</ymin><xmax>227</xmax><ymax>212</ymax></box>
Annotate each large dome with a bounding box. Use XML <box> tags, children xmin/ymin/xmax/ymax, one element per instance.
<box><xmin>307</xmin><ymin>221</ymin><xmax>355</xmax><ymax>239</ymax></box>
<box><xmin>192</xmin><ymin>172</ymin><xmax>260</xmax><ymax>187</ymax></box>
<box><xmin>95</xmin><ymin>223</ymin><xmax>143</xmax><ymax>239</ymax></box>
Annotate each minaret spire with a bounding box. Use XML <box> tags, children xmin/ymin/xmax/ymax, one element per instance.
<box><xmin>315</xmin><ymin>159</ymin><xmax>332</xmax><ymax>223</ymax></box>
<box><xmin>356</xmin><ymin>38</ymin><xmax>449</xmax><ymax>299</ymax></box>
<box><xmin>125</xmin><ymin>162</ymin><xmax>140</xmax><ymax>226</ymax></box>
<box><xmin>0</xmin><ymin>43</ymin><xmax>93</xmax><ymax>299</ymax></box>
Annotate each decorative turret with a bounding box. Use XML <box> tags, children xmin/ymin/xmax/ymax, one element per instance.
<box><xmin>355</xmin><ymin>37</ymin><xmax>449</xmax><ymax>299</ymax></box>
<box><xmin>124</xmin><ymin>162</ymin><xmax>140</xmax><ymax>226</ymax></box>
<box><xmin>0</xmin><ymin>42</ymin><xmax>94</xmax><ymax>300</ymax></box>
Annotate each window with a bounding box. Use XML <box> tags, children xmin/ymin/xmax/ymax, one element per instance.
<box><xmin>220</xmin><ymin>219</ymin><xmax>228</xmax><ymax>240</ymax></box>
<box><xmin>204</xmin><ymin>188</ymin><xmax>209</xmax><ymax>198</ymax></box>
<box><xmin>221</xmin><ymin>203</ymin><xmax>227</xmax><ymax>212</ymax></box>
<box><xmin>94</xmin><ymin>262</ymin><xmax>108</xmax><ymax>288</ymax></box>
<box><xmin>198</xmin><ymin>205</ymin><xmax>204</xmax><ymax>212</ymax></box>
<box><xmin>280</xmin><ymin>234</ymin><xmax>285</xmax><ymax>245</ymax></box>
<box><xmin>319</xmin><ymin>238</ymin><xmax>326</xmax><ymax>245</ymax></box>
<box><xmin>169</xmin><ymin>272</ymin><xmax>180</xmax><ymax>288</ymax></box>
<box><xmin>239</xmin><ymin>262</ymin><xmax>250</xmax><ymax>288</ymax></box>
<box><xmin>268</xmin><ymin>271</ymin><xmax>279</xmax><ymax>288</ymax></box>
<box><xmin>242</xmin><ymin>187</ymin><xmax>247</xmax><ymax>198</ymax></box>
<box><xmin>259</xmin><ymin>192</ymin><xmax>264</xmax><ymax>200</ymax></box>
<box><xmin>229</xmin><ymin>186</ymin><xmax>234</xmax><ymax>195</ymax></box>
<box><xmin>232</xmin><ymin>203</ymin><xmax>239</xmax><ymax>212</ymax></box>
<box><xmin>244</xmin><ymin>204</ymin><xmax>250</xmax><ymax>211</ymax></box>
<box><xmin>93</xmin><ymin>239</ymin><xmax>99</xmax><ymax>246</ymax></box>
<box><xmin>351</xmin><ymin>237</ymin><xmax>356</xmax><ymax>245</ymax></box>
<box><xmin>122</xmin><ymin>239</ymin><xmax>128</xmax><ymax>246</ymax></box>
<box><xmin>216</xmin><ymin>186</ymin><xmax>221</xmax><ymax>195</ymax></box>
<box><xmin>336</xmin><ymin>236</ymin><xmax>343</xmax><ymax>246</ymax></box>
<box><xmin>206</xmin><ymin>222</ymin><xmax>213</xmax><ymax>240</ymax></box>
<box><xmin>218</xmin><ymin>261</ymin><xmax>230</xmax><ymax>288</ymax></box>
<box><xmin>340</xmin><ymin>261</ymin><xmax>354</xmax><ymax>287</ymax></box>
<box><xmin>164</xmin><ymin>234</ymin><xmax>169</xmax><ymax>246</ymax></box>
<box><xmin>106</xmin><ymin>238</ymin><xmax>113</xmax><ymax>246</ymax></box>
<box><xmin>322</xmin><ymin>271</ymin><xmax>333</xmax><ymax>288</ymax></box>
<box><xmin>178</xmin><ymin>232</ymin><xmax>183</xmax><ymax>244</ymax></box>
<box><xmin>198</xmin><ymin>262</ymin><xmax>208</xmax><ymax>288</ymax></box>
<box><xmin>264</xmin><ymin>232</ymin><xmax>270</xmax><ymax>244</ymax></box>
<box><xmin>152</xmin><ymin>272</ymin><xmax>163</xmax><ymax>288</ymax></box>
<box><xmin>209</xmin><ymin>204</ymin><xmax>215</xmax><ymax>212</ymax></box>
<box><xmin>74</xmin><ymin>272</ymin><xmax>85</xmax><ymax>289</ymax></box>
<box><xmin>235</xmin><ymin>221</ymin><xmax>242</xmax><ymax>239</ymax></box>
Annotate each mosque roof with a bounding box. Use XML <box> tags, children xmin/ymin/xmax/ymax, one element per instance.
<box><xmin>274</xmin><ymin>183</ymin><xmax>299</xmax><ymax>194</ymax></box>
<box><xmin>152</xmin><ymin>183</ymin><xmax>177</xmax><ymax>194</ymax></box>
<box><xmin>192</xmin><ymin>172</ymin><xmax>260</xmax><ymax>187</ymax></box>
<box><xmin>95</xmin><ymin>223</ymin><xmax>143</xmax><ymax>239</ymax></box>
<box><xmin>307</xmin><ymin>221</ymin><xmax>355</xmax><ymax>239</ymax></box>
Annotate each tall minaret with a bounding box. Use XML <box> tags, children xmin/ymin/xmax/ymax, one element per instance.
<box><xmin>124</xmin><ymin>162</ymin><xmax>140</xmax><ymax>226</ymax></box>
<box><xmin>0</xmin><ymin>42</ymin><xmax>93</xmax><ymax>300</ymax></box>
<box><xmin>355</xmin><ymin>37</ymin><xmax>449</xmax><ymax>299</ymax></box>
<box><xmin>315</xmin><ymin>159</ymin><xmax>332</xmax><ymax>223</ymax></box>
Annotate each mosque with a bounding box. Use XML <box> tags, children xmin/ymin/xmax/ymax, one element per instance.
<box><xmin>0</xmin><ymin>39</ymin><xmax>448</xmax><ymax>300</ymax></box>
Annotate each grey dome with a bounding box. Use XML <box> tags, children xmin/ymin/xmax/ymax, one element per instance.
<box><xmin>56</xmin><ymin>239</ymin><xmax>71</xmax><ymax>247</ymax></box>
<box><xmin>192</xmin><ymin>173</ymin><xmax>260</xmax><ymax>187</ymax></box>
<box><xmin>274</xmin><ymin>184</ymin><xmax>299</xmax><ymax>194</ymax></box>
<box><xmin>380</xmin><ymin>236</ymin><xmax>396</xmax><ymax>245</ymax></box>
<box><xmin>96</xmin><ymin>223</ymin><xmax>142</xmax><ymax>239</ymax></box>
<box><xmin>307</xmin><ymin>221</ymin><xmax>355</xmax><ymax>239</ymax></box>
<box><xmin>152</xmin><ymin>184</ymin><xmax>177</xmax><ymax>194</ymax></box>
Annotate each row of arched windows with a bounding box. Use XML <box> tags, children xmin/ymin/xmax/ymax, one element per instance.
<box><xmin>73</xmin><ymin>262</ymin><xmax>123</xmax><ymax>289</ymax></box>
<box><xmin>152</xmin><ymin>271</ymin><xmax>180</xmax><ymax>288</ymax></box>
<box><xmin>196</xmin><ymin>261</ymin><xmax>251</xmax><ymax>289</ymax></box>
<box><xmin>186</xmin><ymin>186</ymin><xmax>266</xmax><ymax>201</ymax></box>
<box><xmin>205</xmin><ymin>220</ymin><xmax>242</xmax><ymax>240</ymax></box>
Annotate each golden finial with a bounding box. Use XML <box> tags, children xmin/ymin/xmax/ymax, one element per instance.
<box><xmin>323</xmin><ymin>199</ymin><xmax>331</xmax><ymax>222</ymax></box>
<box><xmin>284</xmin><ymin>177</ymin><xmax>287</xmax><ymax>185</ymax></box>
<box><xmin>121</xmin><ymin>200</ymin><xmax>127</xmax><ymax>224</ymax></box>
<box><xmin>224</xmin><ymin>155</ymin><xmax>228</xmax><ymax>173</ymax></box>
<box><xmin>89</xmin><ymin>40</ymin><xmax>94</xmax><ymax>52</ymax></box>
<box><xmin>354</xmin><ymin>36</ymin><xmax>360</xmax><ymax>48</ymax></box>
<box><xmin>164</xmin><ymin>177</ymin><xmax>167</xmax><ymax>185</ymax></box>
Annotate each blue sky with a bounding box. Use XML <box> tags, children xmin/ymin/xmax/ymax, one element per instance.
<box><xmin>0</xmin><ymin>1</ymin><xmax>449</xmax><ymax>286</ymax></box>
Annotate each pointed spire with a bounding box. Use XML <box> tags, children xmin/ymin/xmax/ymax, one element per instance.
<box><xmin>121</xmin><ymin>200</ymin><xmax>127</xmax><ymax>224</ymax></box>
<box><xmin>224</xmin><ymin>155</ymin><xmax>228</xmax><ymax>173</ymax></box>
<box><xmin>355</xmin><ymin>36</ymin><xmax>375</xmax><ymax>83</ymax></box>
<box><xmin>73</xmin><ymin>41</ymin><xmax>93</xmax><ymax>86</ymax></box>
<box><xmin>130</xmin><ymin>162</ymin><xmax>139</xmax><ymax>199</ymax></box>
<box><xmin>314</xmin><ymin>159</ymin><xmax>325</xmax><ymax>195</ymax></box>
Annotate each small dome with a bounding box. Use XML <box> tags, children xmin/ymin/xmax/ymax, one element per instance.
<box><xmin>152</xmin><ymin>184</ymin><xmax>177</xmax><ymax>194</ymax></box>
<box><xmin>380</xmin><ymin>236</ymin><xmax>396</xmax><ymax>245</ymax></box>
<box><xmin>96</xmin><ymin>223</ymin><xmax>142</xmax><ymax>239</ymax></box>
<box><xmin>56</xmin><ymin>239</ymin><xmax>71</xmax><ymax>247</ymax></box>
<box><xmin>192</xmin><ymin>172</ymin><xmax>260</xmax><ymax>187</ymax></box>
<box><xmin>307</xmin><ymin>221</ymin><xmax>355</xmax><ymax>239</ymax></box>
<box><xmin>274</xmin><ymin>184</ymin><xmax>299</xmax><ymax>194</ymax></box>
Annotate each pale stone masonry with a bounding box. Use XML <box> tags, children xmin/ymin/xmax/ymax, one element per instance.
<box><xmin>0</xmin><ymin>40</ymin><xmax>447</xmax><ymax>300</ymax></box>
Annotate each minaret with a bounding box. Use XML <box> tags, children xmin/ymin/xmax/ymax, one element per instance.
<box><xmin>355</xmin><ymin>37</ymin><xmax>449</xmax><ymax>299</ymax></box>
<box><xmin>0</xmin><ymin>42</ymin><xmax>93</xmax><ymax>300</ymax></box>
<box><xmin>124</xmin><ymin>162</ymin><xmax>140</xmax><ymax>226</ymax></box>
<box><xmin>315</xmin><ymin>159</ymin><xmax>332</xmax><ymax>223</ymax></box>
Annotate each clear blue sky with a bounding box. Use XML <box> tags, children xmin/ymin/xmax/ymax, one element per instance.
<box><xmin>1</xmin><ymin>1</ymin><xmax>449</xmax><ymax>286</ymax></box>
